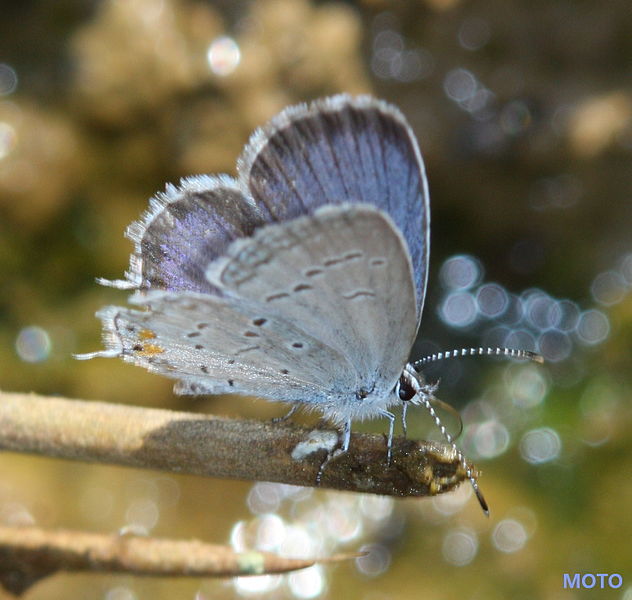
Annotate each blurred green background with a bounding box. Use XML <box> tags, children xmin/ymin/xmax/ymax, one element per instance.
<box><xmin>1</xmin><ymin>0</ymin><xmax>631</xmax><ymax>598</ymax></box>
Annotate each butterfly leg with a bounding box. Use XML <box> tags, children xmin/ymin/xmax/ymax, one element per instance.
<box><xmin>316</xmin><ymin>418</ymin><xmax>352</xmax><ymax>485</ymax></box>
<box><xmin>341</xmin><ymin>418</ymin><xmax>352</xmax><ymax>452</ymax></box>
<box><xmin>378</xmin><ymin>410</ymin><xmax>395</xmax><ymax>465</ymax></box>
<box><xmin>271</xmin><ymin>404</ymin><xmax>299</xmax><ymax>424</ymax></box>
<box><xmin>401</xmin><ymin>402</ymin><xmax>409</xmax><ymax>438</ymax></box>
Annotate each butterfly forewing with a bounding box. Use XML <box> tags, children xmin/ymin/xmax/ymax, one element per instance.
<box><xmin>123</xmin><ymin>175</ymin><xmax>266</xmax><ymax>293</ymax></box>
<box><xmin>239</xmin><ymin>95</ymin><xmax>430</xmax><ymax>324</ymax></box>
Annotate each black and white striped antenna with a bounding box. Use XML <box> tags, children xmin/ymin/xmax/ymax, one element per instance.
<box><xmin>406</xmin><ymin>346</ymin><xmax>543</xmax><ymax>515</ymax></box>
<box><xmin>413</xmin><ymin>346</ymin><xmax>543</xmax><ymax>370</ymax></box>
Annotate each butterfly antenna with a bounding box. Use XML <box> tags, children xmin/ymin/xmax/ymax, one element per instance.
<box><xmin>413</xmin><ymin>347</ymin><xmax>543</xmax><ymax>370</ymax></box>
<box><xmin>406</xmin><ymin>347</ymin><xmax>542</xmax><ymax>514</ymax></box>
<box><xmin>401</xmin><ymin>366</ymin><xmax>489</xmax><ymax>515</ymax></box>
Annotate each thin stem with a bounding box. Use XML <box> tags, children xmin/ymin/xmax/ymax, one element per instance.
<box><xmin>0</xmin><ymin>524</ymin><xmax>353</xmax><ymax>596</ymax></box>
<box><xmin>0</xmin><ymin>390</ymin><xmax>473</xmax><ymax>498</ymax></box>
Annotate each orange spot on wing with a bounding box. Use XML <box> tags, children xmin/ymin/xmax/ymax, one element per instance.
<box><xmin>139</xmin><ymin>329</ymin><xmax>157</xmax><ymax>340</ymax></box>
<box><xmin>136</xmin><ymin>343</ymin><xmax>164</xmax><ymax>356</ymax></box>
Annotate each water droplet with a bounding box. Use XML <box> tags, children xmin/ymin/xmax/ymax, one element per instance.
<box><xmin>440</xmin><ymin>254</ymin><xmax>482</xmax><ymax>290</ymax></box>
<box><xmin>476</xmin><ymin>283</ymin><xmax>509</xmax><ymax>318</ymax></box>
<box><xmin>440</xmin><ymin>291</ymin><xmax>477</xmax><ymax>327</ymax></box>
<box><xmin>458</xmin><ymin>18</ymin><xmax>491</xmax><ymax>51</ymax></box>
<box><xmin>442</xmin><ymin>527</ymin><xmax>478</xmax><ymax>566</ymax></box>
<box><xmin>590</xmin><ymin>270</ymin><xmax>627</xmax><ymax>306</ymax></box>
<box><xmin>15</xmin><ymin>326</ymin><xmax>51</xmax><ymax>363</ymax></box>
<box><xmin>492</xmin><ymin>518</ymin><xmax>528</xmax><ymax>553</ymax></box>
<box><xmin>520</xmin><ymin>427</ymin><xmax>561</xmax><ymax>464</ymax></box>
<box><xmin>444</xmin><ymin>68</ymin><xmax>478</xmax><ymax>102</ymax></box>
<box><xmin>576</xmin><ymin>309</ymin><xmax>609</xmax><ymax>345</ymax></box>
<box><xmin>355</xmin><ymin>543</ymin><xmax>391</xmax><ymax>577</ymax></box>
<box><xmin>0</xmin><ymin>64</ymin><xmax>17</xmax><ymax>96</ymax></box>
<box><xmin>207</xmin><ymin>36</ymin><xmax>240</xmax><ymax>76</ymax></box>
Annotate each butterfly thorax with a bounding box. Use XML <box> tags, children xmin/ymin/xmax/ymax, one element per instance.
<box><xmin>317</xmin><ymin>374</ymin><xmax>400</xmax><ymax>426</ymax></box>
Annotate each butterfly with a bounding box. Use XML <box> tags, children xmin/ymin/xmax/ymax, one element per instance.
<box><xmin>78</xmin><ymin>95</ymin><xmax>540</xmax><ymax>513</ymax></box>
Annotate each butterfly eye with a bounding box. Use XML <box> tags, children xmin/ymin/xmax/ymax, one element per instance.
<box><xmin>396</xmin><ymin>375</ymin><xmax>416</xmax><ymax>401</ymax></box>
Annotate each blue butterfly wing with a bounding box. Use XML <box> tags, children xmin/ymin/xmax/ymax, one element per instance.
<box><xmin>108</xmin><ymin>95</ymin><xmax>430</xmax><ymax>330</ymax></box>
<box><xmin>115</xmin><ymin>175</ymin><xmax>266</xmax><ymax>293</ymax></box>
<box><xmin>239</xmin><ymin>95</ymin><xmax>430</xmax><ymax>325</ymax></box>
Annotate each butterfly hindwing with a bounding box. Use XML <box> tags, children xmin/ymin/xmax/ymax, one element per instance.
<box><xmin>98</xmin><ymin>291</ymin><xmax>352</xmax><ymax>405</ymax></box>
<box><xmin>207</xmin><ymin>203</ymin><xmax>418</xmax><ymax>399</ymax></box>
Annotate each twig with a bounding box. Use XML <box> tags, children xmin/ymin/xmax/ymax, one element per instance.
<box><xmin>0</xmin><ymin>524</ymin><xmax>356</xmax><ymax>596</ymax></box>
<box><xmin>0</xmin><ymin>390</ymin><xmax>474</xmax><ymax>497</ymax></box>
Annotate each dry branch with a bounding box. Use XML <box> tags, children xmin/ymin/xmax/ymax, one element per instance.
<box><xmin>0</xmin><ymin>524</ymin><xmax>355</xmax><ymax>596</ymax></box>
<box><xmin>0</xmin><ymin>390</ymin><xmax>473</xmax><ymax>497</ymax></box>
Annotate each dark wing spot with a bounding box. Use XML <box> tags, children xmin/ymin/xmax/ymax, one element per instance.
<box><xmin>370</xmin><ymin>257</ymin><xmax>386</xmax><ymax>267</ymax></box>
<box><xmin>187</xmin><ymin>332</ymin><xmax>201</xmax><ymax>338</ymax></box>
<box><xmin>293</xmin><ymin>283</ymin><xmax>312</xmax><ymax>293</ymax></box>
<box><xmin>200</xmin><ymin>365</ymin><xmax>209</xmax><ymax>374</ymax></box>
<box><xmin>324</xmin><ymin>252</ymin><xmax>363</xmax><ymax>267</ymax></box>
<box><xmin>292</xmin><ymin>342</ymin><xmax>304</xmax><ymax>349</ymax></box>
<box><xmin>266</xmin><ymin>292</ymin><xmax>290</xmax><ymax>302</ymax></box>
<box><xmin>280</xmin><ymin>368</ymin><xmax>289</xmax><ymax>375</ymax></box>
<box><xmin>228</xmin><ymin>379</ymin><xmax>234</xmax><ymax>387</ymax></box>
<box><xmin>252</xmin><ymin>318</ymin><xmax>267</xmax><ymax>326</ymax></box>
<box><xmin>305</xmin><ymin>268</ymin><xmax>323</xmax><ymax>277</ymax></box>
<box><xmin>132</xmin><ymin>344</ymin><xmax>143</xmax><ymax>351</ymax></box>
<box><xmin>195</xmin><ymin>344</ymin><xmax>204</xmax><ymax>350</ymax></box>
<box><xmin>244</xmin><ymin>330</ymin><xmax>260</xmax><ymax>337</ymax></box>
<box><xmin>228</xmin><ymin>359</ymin><xmax>235</xmax><ymax>365</ymax></box>
<box><xmin>197</xmin><ymin>322</ymin><xmax>210</xmax><ymax>329</ymax></box>
<box><xmin>324</xmin><ymin>256</ymin><xmax>343</xmax><ymax>267</ymax></box>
